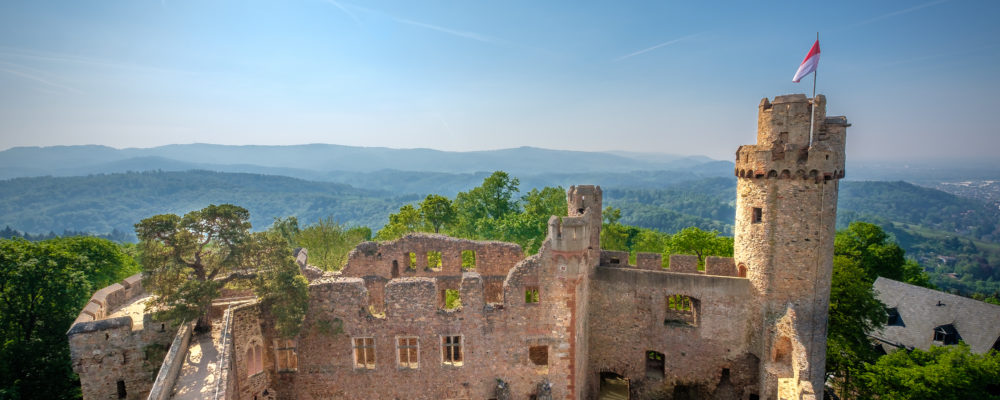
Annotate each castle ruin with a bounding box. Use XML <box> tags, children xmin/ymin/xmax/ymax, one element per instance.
<box><xmin>68</xmin><ymin>94</ymin><xmax>848</xmax><ymax>400</ymax></box>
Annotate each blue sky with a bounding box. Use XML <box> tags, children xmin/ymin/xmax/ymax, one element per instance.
<box><xmin>0</xmin><ymin>0</ymin><xmax>997</xmax><ymax>161</ymax></box>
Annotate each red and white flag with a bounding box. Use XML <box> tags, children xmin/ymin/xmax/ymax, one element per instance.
<box><xmin>792</xmin><ymin>40</ymin><xmax>820</xmax><ymax>83</ymax></box>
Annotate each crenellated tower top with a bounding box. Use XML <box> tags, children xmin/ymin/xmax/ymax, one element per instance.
<box><xmin>735</xmin><ymin>94</ymin><xmax>849</xmax><ymax>183</ymax></box>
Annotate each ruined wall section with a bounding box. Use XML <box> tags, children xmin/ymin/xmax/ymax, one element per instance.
<box><xmin>587</xmin><ymin>267</ymin><xmax>758</xmax><ymax>399</ymax></box>
<box><xmin>231</xmin><ymin>303</ymin><xmax>271</xmax><ymax>400</ymax></box>
<box><xmin>734</xmin><ymin>94</ymin><xmax>848</xmax><ymax>400</ymax></box>
<box><xmin>67</xmin><ymin>273</ymin><xmax>176</xmax><ymax>400</ymax></box>
<box><xmin>277</xmin><ymin>257</ymin><xmax>575</xmax><ymax>400</ymax></box>
<box><xmin>341</xmin><ymin>234</ymin><xmax>523</xmax><ymax>308</ymax></box>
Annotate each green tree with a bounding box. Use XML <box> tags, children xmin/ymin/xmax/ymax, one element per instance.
<box><xmin>293</xmin><ymin>217</ymin><xmax>371</xmax><ymax>270</ymax></box>
<box><xmin>664</xmin><ymin>227</ymin><xmax>733</xmax><ymax>268</ymax></box>
<box><xmin>826</xmin><ymin>255</ymin><xmax>887</xmax><ymax>398</ymax></box>
<box><xmin>136</xmin><ymin>204</ymin><xmax>308</xmax><ymax>334</ymax></box>
<box><xmin>419</xmin><ymin>194</ymin><xmax>456</xmax><ymax>233</ymax></box>
<box><xmin>859</xmin><ymin>343</ymin><xmax>1000</xmax><ymax>400</ymax></box>
<box><xmin>374</xmin><ymin>204</ymin><xmax>424</xmax><ymax>241</ymax></box>
<box><xmin>493</xmin><ymin>186</ymin><xmax>566</xmax><ymax>253</ymax></box>
<box><xmin>245</xmin><ymin>232</ymin><xmax>309</xmax><ymax>337</ymax></box>
<box><xmin>452</xmin><ymin>171</ymin><xmax>520</xmax><ymax>239</ymax></box>
<box><xmin>0</xmin><ymin>239</ymin><xmax>90</xmax><ymax>400</ymax></box>
<box><xmin>835</xmin><ymin>221</ymin><xmax>932</xmax><ymax>286</ymax></box>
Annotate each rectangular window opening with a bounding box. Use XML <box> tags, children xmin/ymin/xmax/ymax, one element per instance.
<box><xmin>117</xmin><ymin>380</ymin><xmax>126</xmax><ymax>399</ymax></box>
<box><xmin>528</xmin><ymin>345</ymin><xmax>548</xmax><ymax>366</ymax></box>
<box><xmin>397</xmin><ymin>337</ymin><xmax>419</xmax><ymax>369</ymax></box>
<box><xmin>664</xmin><ymin>294</ymin><xmax>698</xmax><ymax>326</ymax></box>
<box><xmin>461</xmin><ymin>250</ymin><xmax>477</xmax><ymax>270</ymax></box>
<box><xmin>408</xmin><ymin>252</ymin><xmax>417</xmax><ymax>270</ymax></box>
<box><xmin>525</xmin><ymin>286</ymin><xmax>540</xmax><ymax>304</ymax></box>
<box><xmin>443</xmin><ymin>289</ymin><xmax>461</xmax><ymax>310</ymax></box>
<box><xmin>752</xmin><ymin>207</ymin><xmax>763</xmax><ymax>224</ymax></box>
<box><xmin>275</xmin><ymin>339</ymin><xmax>298</xmax><ymax>371</ymax></box>
<box><xmin>427</xmin><ymin>251</ymin><xmax>442</xmax><ymax>270</ymax></box>
<box><xmin>353</xmin><ymin>337</ymin><xmax>375</xmax><ymax>369</ymax></box>
<box><xmin>442</xmin><ymin>335</ymin><xmax>463</xmax><ymax>366</ymax></box>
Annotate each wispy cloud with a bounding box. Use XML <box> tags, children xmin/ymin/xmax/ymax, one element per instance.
<box><xmin>322</xmin><ymin>1</ymin><xmax>506</xmax><ymax>46</ymax></box>
<box><xmin>615</xmin><ymin>33</ymin><xmax>701</xmax><ymax>62</ymax></box>
<box><xmin>0</xmin><ymin>63</ymin><xmax>81</xmax><ymax>94</ymax></box>
<box><xmin>851</xmin><ymin>0</ymin><xmax>951</xmax><ymax>28</ymax></box>
<box><xmin>0</xmin><ymin>46</ymin><xmax>191</xmax><ymax>75</ymax></box>
<box><xmin>323</xmin><ymin>0</ymin><xmax>362</xmax><ymax>27</ymax></box>
<box><xmin>390</xmin><ymin>16</ymin><xmax>503</xmax><ymax>45</ymax></box>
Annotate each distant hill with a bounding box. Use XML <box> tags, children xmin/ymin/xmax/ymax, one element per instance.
<box><xmin>0</xmin><ymin>144</ymin><xmax>724</xmax><ymax>179</ymax></box>
<box><xmin>0</xmin><ymin>170</ymin><xmax>409</xmax><ymax>239</ymax></box>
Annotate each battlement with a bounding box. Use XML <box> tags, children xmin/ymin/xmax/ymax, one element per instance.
<box><xmin>735</xmin><ymin>94</ymin><xmax>848</xmax><ymax>182</ymax></box>
<box><xmin>69</xmin><ymin>273</ymin><xmax>145</xmax><ymax>328</ymax></box>
<box><xmin>598</xmin><ymin>250</ymin><xmax>741</xmax><ymax>278</ymax></box>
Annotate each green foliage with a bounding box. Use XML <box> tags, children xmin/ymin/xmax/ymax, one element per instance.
<box><xmin>290</xmin><ymin>217</ymin><xmax>371</xmax><ymax>270</ymax></box>
<box><xmin>664</xmin><ymin>227</ymin><xmax>734</xmax><ymax>268</ymax></box>
<box><xmin>444</xmin><ymin>289</ymin><xmax>461</xmax><ymax>310</ymax></box>
<box><xmin>419</xmin><ymin>194</ymin><xmax>456</xmax><ymax>233</ymax></box>
<box><xmin>248</xmin><ymin>232</ymin><xmax>309</xmax><ymax>338</ymax></box>
<box><xmin>0</xmin><ymin>237</ymin><xmax>137</xmax><ymax>400</ymax></box>
<box><xmin>427</xmin><ymin>251</ymin><xmax>442</xmax><ymax>269</ymax></box>
<box><xmin>137</xmin><ymin>204</ymin><xmax>309</xmax><ymax>335</ymax></box>
<box><xmin>859</xmin><ymin>344</ymin><xmax>1000</xmax><ymax>400</ymax></box>
<box><xmin>835</xmin><ymin>222</ymin><xmax>933</xmax><ymax>287</ymax></box>
<box><xmin>461</xmin><ymin>250</ymin><xmax>476</xmax><ymax>269</ymax></box>
<box><xmin>826</xmin><ymin>255</ymin><xmax>888</xmax><ymax>395</ymax></box>
<box><xmin>374</xmin><ymin>172</ymin><xmax>566</xmax><ymax>254</ymax></box>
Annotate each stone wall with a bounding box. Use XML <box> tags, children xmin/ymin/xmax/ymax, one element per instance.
<box><xmin>68</xmin><ymin>273</ymin><xmax>178</xmax><ymax>400</ymax></box>
<box><xmin>587</xmin><ymin>267</ymin><xmax>758</xmax><ymax>399</ymax></box>
<box><xmin>265</xmin><ymin>246</ymin><xmax>579</xmax><ymax>400</ymax></box>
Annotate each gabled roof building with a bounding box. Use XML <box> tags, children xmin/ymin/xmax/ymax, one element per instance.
<box><xmin>872</xmin><ymin>277</ymin><xmax>1000</xmax><ymax>354</ymax></box>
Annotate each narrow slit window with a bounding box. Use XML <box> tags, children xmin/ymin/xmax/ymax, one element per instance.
<box><xmin>397</xmin><ymin>337</ymin><xmax>419</xmax><ymax>369</ymax></box>
<box><xmin>353</xmin><ymin>337</ymin><xmax>375</xmax><ymax>369</ymax></box>
<box><xmin>752</xmin><ymin>207</ymin><xmax>763</xmax><ymax>224</ymax></box>
<box><xmin>274</xmin><ymin>339</ymin><xmax>298</xmax><ymax>371</ymax></box>
<box><xmin>442</xmin><ymin>336</ymin><xmax>463</xmax><ymax>366</ymax></box>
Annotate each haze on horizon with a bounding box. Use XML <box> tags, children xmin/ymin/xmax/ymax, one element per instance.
<box><xmin>1</xmin><ymin>0</ymin><xmax>998</xmax><ymax>162</ymax></box>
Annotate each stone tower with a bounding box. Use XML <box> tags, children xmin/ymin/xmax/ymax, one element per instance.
<box><xmin>733</xmin><ymin>94</ymin><xmax>848</xmax><ymax>400</ymax></box>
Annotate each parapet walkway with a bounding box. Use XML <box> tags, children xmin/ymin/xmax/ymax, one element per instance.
<box><xmin>170</xmin><ymin>321</ymin><xmax>225</xmax><ymax>400</ymax></box>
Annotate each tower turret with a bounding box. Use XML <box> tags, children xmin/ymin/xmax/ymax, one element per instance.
<box><xmin>733</xmin><ymin>94</ymin><xmax>848</xmax><ymax>400</ymax></box>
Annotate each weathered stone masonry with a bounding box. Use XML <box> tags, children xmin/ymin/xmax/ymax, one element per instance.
<box><xmin>69</xmin><ymin>94</ymin><xmax>846</xmax><ymax>400</ymax></box>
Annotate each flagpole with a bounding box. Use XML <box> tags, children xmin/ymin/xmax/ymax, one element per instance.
<box><xmin>809</xmin><ymin>32</ymin><xmax>818</xmax><ymax>145</ymax></box>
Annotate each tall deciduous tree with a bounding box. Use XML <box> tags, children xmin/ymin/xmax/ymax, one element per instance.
<box><xmin>0</xmin><ymin>239</ymin><xmax>93</xmax><ymax>400</ymax></box>
<box><xmin>419</xmin><ymin>194</ymin><xmax>455</xmax><ymax>233</ymax></box>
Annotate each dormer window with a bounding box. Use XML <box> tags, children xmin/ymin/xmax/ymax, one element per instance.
<box><xmin>886</xmin><ymin>307</ymin><xmax>902</xmax><ymax>326</ymax></box>
<box><xmin>932</xmin><ymin>324</ymin><xmax>959</xmax><ymax>345</ymax></box>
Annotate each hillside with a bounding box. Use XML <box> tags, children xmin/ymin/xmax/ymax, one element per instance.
<box><xmin>0</xmin><ymin>171</ymin><xmax>408</xmax><ymax>238</ymax></box>
<box><xmin>0</xmin><ymin>144</ymin><xmax>721</xmax><ymax>178</ymax></box>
